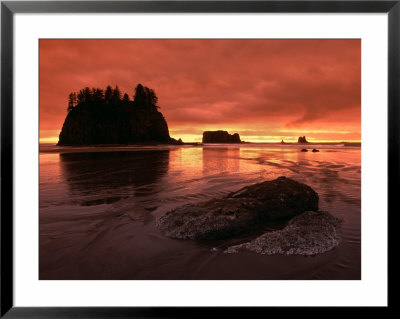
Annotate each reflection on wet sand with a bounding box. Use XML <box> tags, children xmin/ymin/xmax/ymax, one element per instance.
<box><xmin>59</xmin><ymin>150</ymin><xmax>170</xmax><ymax>205</ymax></box>
<box><xmin>202</xmin><ymin>148</ymin><xmax>240</xmax><ymax>173</ymax></box>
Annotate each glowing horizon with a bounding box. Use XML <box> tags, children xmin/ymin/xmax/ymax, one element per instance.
<box><xmin>40</xmin><ymin>134</ymin><xmax>361</xmax><ymax>145</ymax></box>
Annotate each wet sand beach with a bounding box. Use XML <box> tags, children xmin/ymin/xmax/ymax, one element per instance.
<box><xmin>39</xmin><ymin>143</ymin><xmax>361</xmax><ymax>280</ymax></box>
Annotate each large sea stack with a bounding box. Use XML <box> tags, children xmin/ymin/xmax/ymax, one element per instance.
<box><xmin>58</xmin><ymin>84</ymin><xmax>176</xmax><ymax>145</ymax></box>
<box><xmin>202</xmin><ymin>130</ymin><xmax>241</xmax><ymax>143</ymax></box>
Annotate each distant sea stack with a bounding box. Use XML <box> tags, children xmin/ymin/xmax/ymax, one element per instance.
<box><xmin>58</xmin><ymin>84</ymin><xmax>178</xmax><ymax>145</ymax></box>
<box><xmin>298</xmin><ymin>136</ymin><xmax>308</xmax><ymax>143</ymax></box>
<box><xmin>202</xmin><ymin>130</ymin><xmax>241</xmax><ymax>143</ymax></box>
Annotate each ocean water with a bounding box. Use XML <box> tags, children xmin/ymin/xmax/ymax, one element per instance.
<box><xmin>39</xmin><ymin>143</ymin><xmax>361</xmax><ymax>280</ymax></box>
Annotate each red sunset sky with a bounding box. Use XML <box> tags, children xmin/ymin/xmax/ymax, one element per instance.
<box><xmin>39</xmin><ymin>39</ymin><xmax>361</xmax><ymax>143</ymax></box>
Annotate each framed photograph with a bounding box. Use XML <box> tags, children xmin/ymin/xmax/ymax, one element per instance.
<box><xmin>1</xmin><ymin>0</ymin><xmax>395</xmax><ymax>316</ymax></box>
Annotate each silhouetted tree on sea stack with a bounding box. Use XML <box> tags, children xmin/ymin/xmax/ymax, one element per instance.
<box><xmin>133</xmin><ymin>83</ymin><xmax>159</xmax><ymax>109</ymax></box>
<box><xmin>67</xmin><ymin>92</ymin><xmax>77</xmax><ymax>112</ymax></box>
<box><xmin>123</xmin><ymin>93</ymin><xmax>130</xmax><ymax>102</ymax></box>
<box><xmin>111</xmin><ymin>85</ymin><xmax>121</xmax><ymax>103</ymax></box>
<box><xmin>133</xmin><ymin>83</ymin><xmax>146</xmax><ymax>104</ymax></box>
<box><xmin>104</xmin><ymin>85</ymin><xmax>113</xmax><ymax>103</ymax></box>
<box><xmin>66</xmin><ymin>83</ymin><xmax>161</xmax><ymax>112</ymax></box>
<box><xmin>92</xmin><ymin>88</ymin><xmax>104</xmax><ymax>101</ymax></box>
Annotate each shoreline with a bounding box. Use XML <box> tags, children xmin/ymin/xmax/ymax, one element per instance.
<box><xmin>40</xmin><ymin>141</ymin><xmax>361</xmax><ymax>146</ymax></box>
<box><xmin>39</xmin><ymin>142</ymin><xmax>361</xmax><ymax>154</ymax></box>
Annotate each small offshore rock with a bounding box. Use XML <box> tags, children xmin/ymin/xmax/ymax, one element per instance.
<box><xmin>202</xmin><ymin>130</ymin><xmax>241</xmax><ymax>143</ymax></box>
<box><xmin>224</xmin><ymin>211</ymin><xmax>341</xmax><ymax>256</ymax></box>
<box><xmin>298</xmin><ymin>136</ymin><xmax>308</xmax><ymax>143</ymax></box>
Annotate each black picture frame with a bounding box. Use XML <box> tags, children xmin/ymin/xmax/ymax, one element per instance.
<box><xmin>1</xmin><ymin>0</ymin><xmax>395</xmax><ymax>317</ymax></box>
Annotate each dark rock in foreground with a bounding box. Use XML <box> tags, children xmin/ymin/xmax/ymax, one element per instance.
<box><xmin>202</xmin><ymin>130</ymin><xmax>241</xmax><ymax>143</ymax></box>
<box><xmin>298</xmin><ymin>136</ymin><xmax>308</xmax><ymax>143</ymax></box>
<box><xmin>301</xmin><ymin>149</ymin><xmax>308</xmax><ymax>152</ymax></box>
<box><xmin>156</xmin><ymin>176</ymin><xmax>319</xmax><ymax>240</ymax></box>
<box><xmin>312</xmin><ymin>148</ymin><xmax>320</xmax><ymax>152</ymax></box>
<box><xmin>224</xmin><ymin>211</ymin><xmax>342</xmax><ymax>255</ymax></box>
